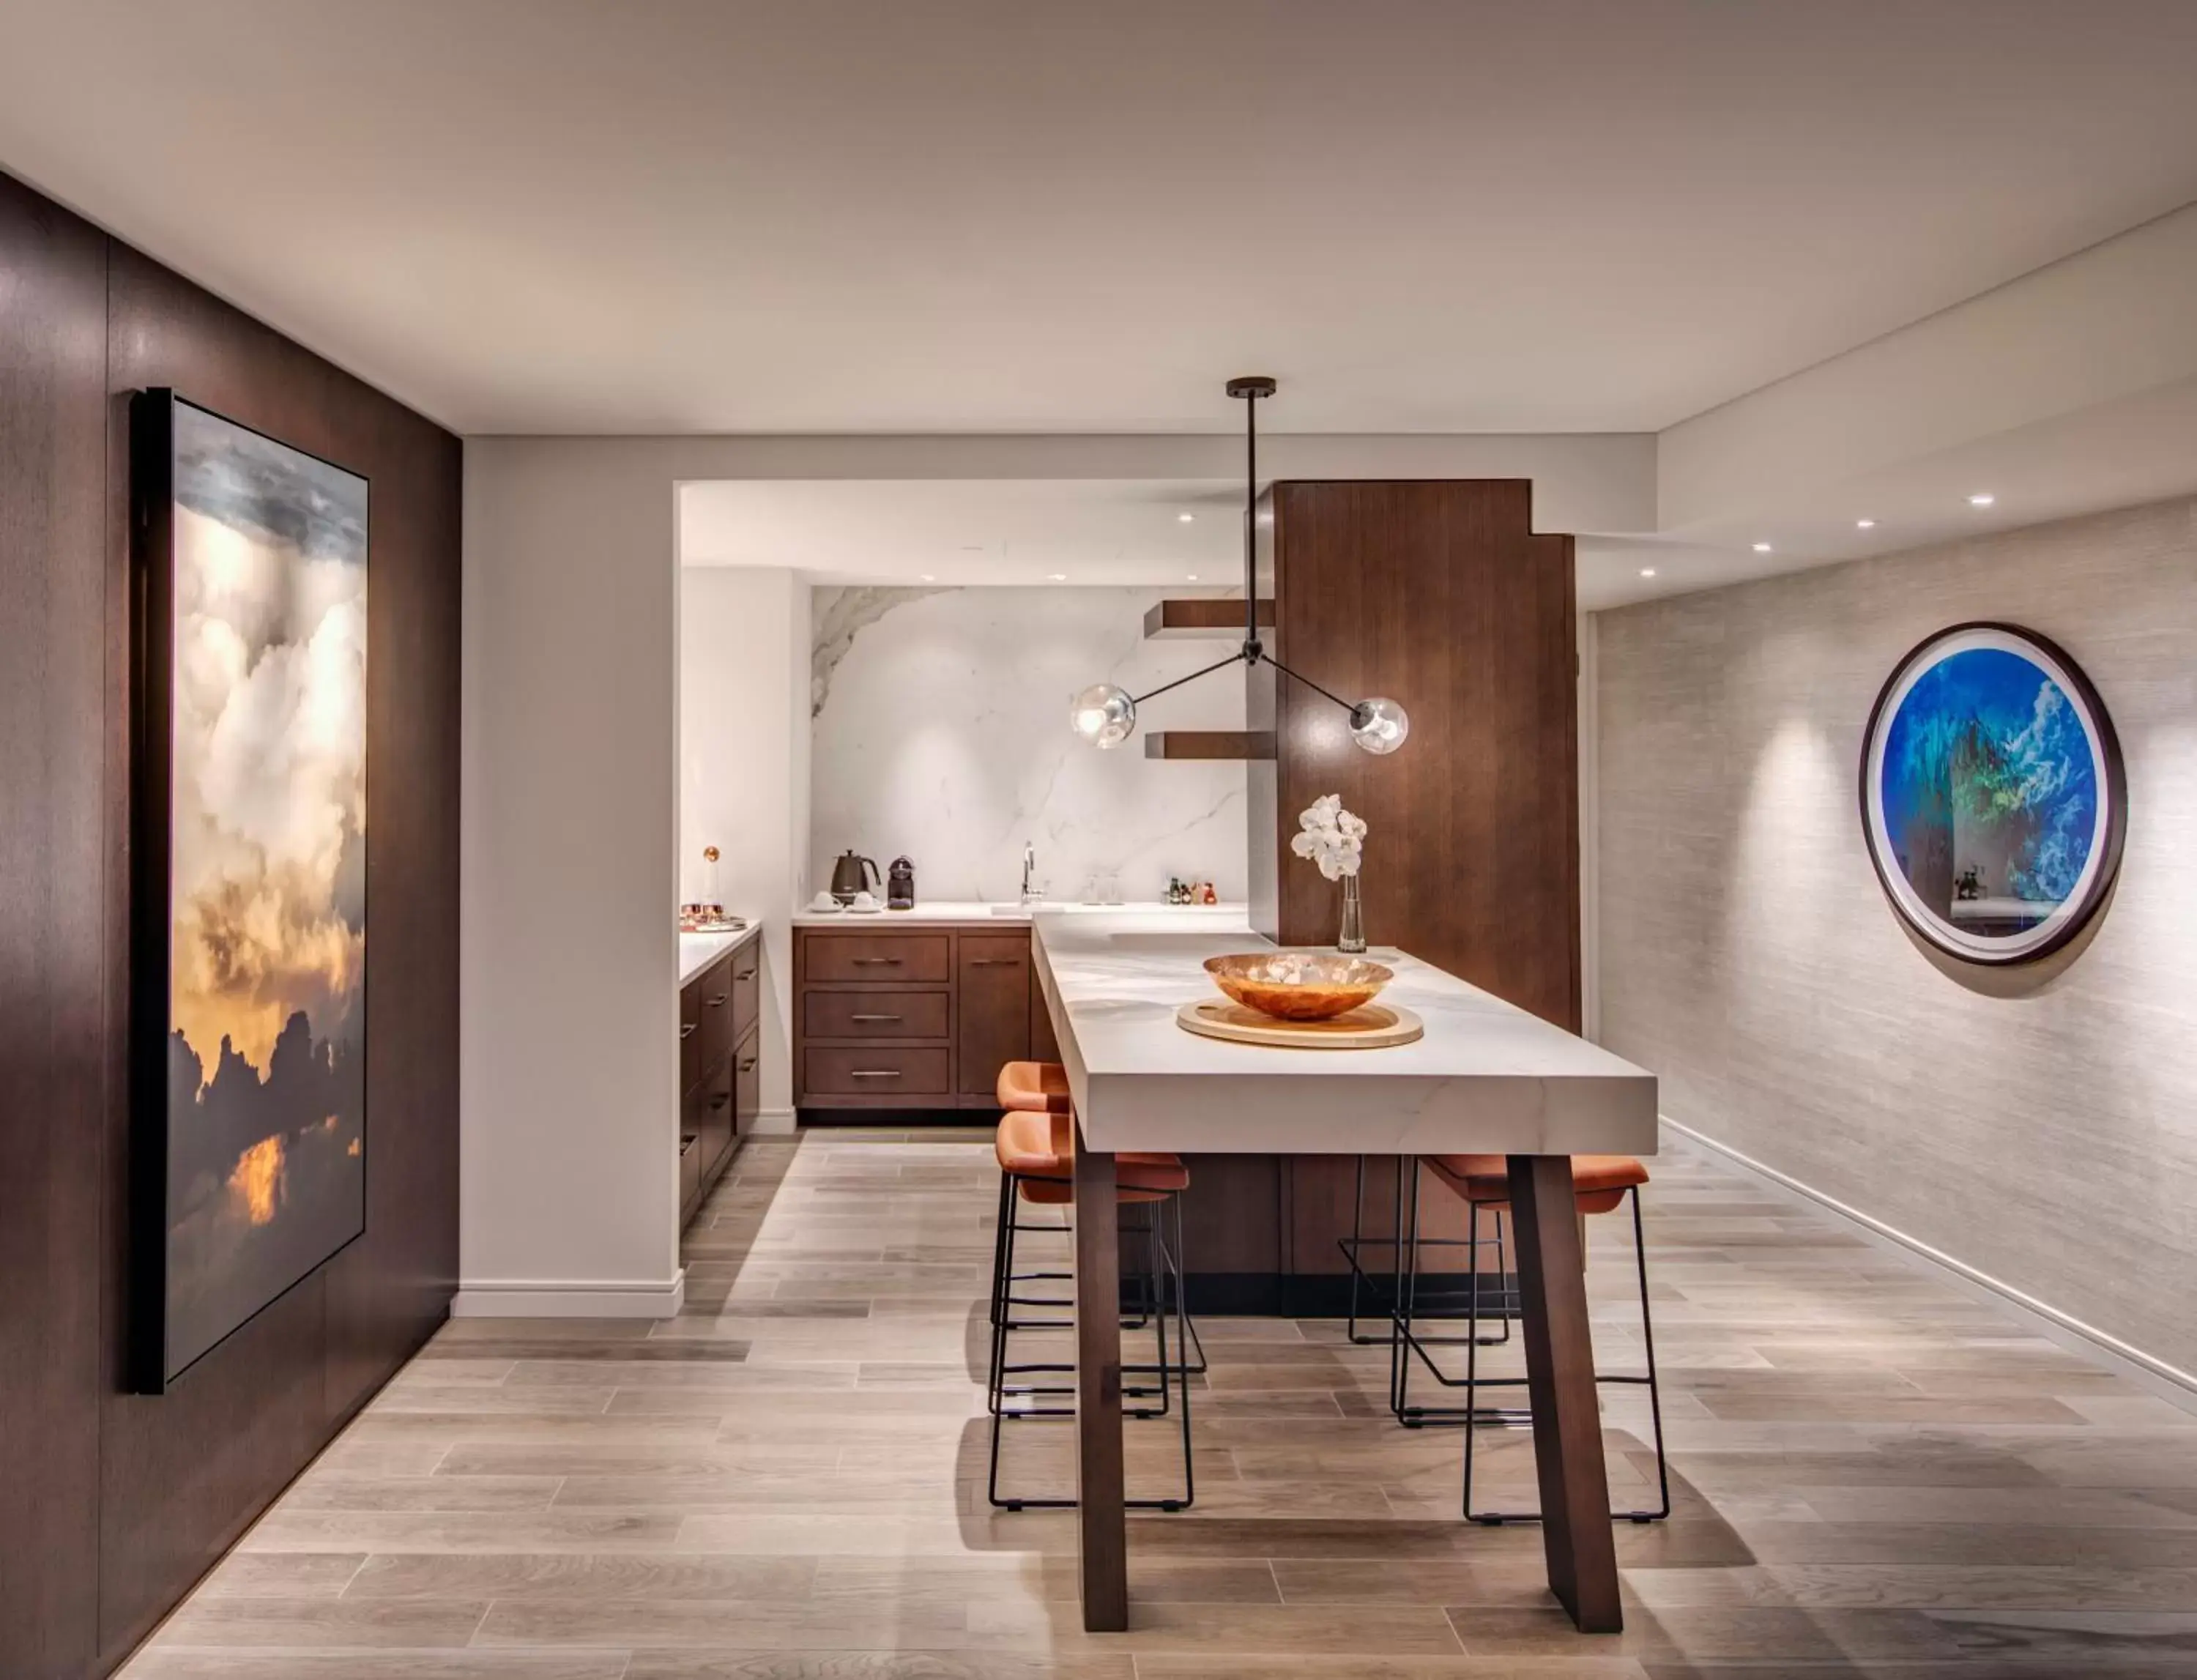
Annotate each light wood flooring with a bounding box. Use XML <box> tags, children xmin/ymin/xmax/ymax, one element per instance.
<box><xmin>121</xmin><ymin>1128</ymin><xmax>2197</xmax><ymax>1679</ymax></box>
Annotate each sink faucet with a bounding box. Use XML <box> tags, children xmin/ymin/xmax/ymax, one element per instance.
<box><xmin>1019</xmin><ymin>841</ymin><xmax>1038</xmax><ymax>906</ymax></box>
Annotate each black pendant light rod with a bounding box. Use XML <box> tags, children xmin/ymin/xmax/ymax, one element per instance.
<box><xmin>1241</xmin><ymin>374</ymin><xmax>1264</xmax><ymax>658</ymax></box>
<box><xmin>1260</xmin><ymin>650</ymin><xmax>1364</xmax><ymax>720</ymax></box>
<box><xmin>1129</xmin><ymin>650</ymin><xmax>1247</xmax><ymax>708</ymax></box>
<box><xmin>1087</xmin><ymin>376</ymin><xmax>1405</xmax><ymax>751</ymax></box>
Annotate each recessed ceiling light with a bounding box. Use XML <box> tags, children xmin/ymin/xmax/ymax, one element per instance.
<box><xmin>1178</xmin><ymin>512</ymin><xmax>1195</xmax><ymax>523</ymax></box>
<box><xmin>1855</xmin><ymin>519</ymin><xmax>1876</xmax><ymax>530</ymax></box>
<box><xmin>1047</xmin><ymin>573</ymin><xmax>1068</xmax><ymax>581</ymax></box>
<box><xmin>1968</xmin><ymin>492</ymin><xmax>1995</xmax><ymax>507</ymax></box>
<box><xmin>1186</xmin><ymin>573</ymin><xmax>1199</xmax><ymax>581</ymax></box>
<box><xmin>1639</xmin><ymin>567</ymin><xmax>1657</xmax><ymax>578</ymax></box>
<box><xmin>918</xmin><ymin>573</ymin><xmax>935</xmax><ymax>582</ymax></box>
<box><xmin>1751</xmin><ymin>541</ymin><xmax>1774</xmax><ymax>553</ymax></box>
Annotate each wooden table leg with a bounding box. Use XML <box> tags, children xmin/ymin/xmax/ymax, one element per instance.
<box><xmin>1507</xmin><ymin>1153</ymin><xmax>1622</xmax><ymax>1633</ymax></box>
<box><xmin>1072</xmin><ymin>1123</ymin><xmax>1127</xmax><ymax>1632</ymax></box>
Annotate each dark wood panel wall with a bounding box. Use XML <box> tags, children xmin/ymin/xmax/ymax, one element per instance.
<box><xmin>1243</xmin><ymin>479</ymin><xmax>1582</xmax><ymax>1289</ymax></box>
<box><xmin>0</xmin><ymin>168</ymin><xmax>461</xmax><ymax>1678</ymax></box>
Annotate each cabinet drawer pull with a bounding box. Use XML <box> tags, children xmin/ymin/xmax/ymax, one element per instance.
<box><xmin>849</xmin><ymin>1012</ymin><xmax>902</xmax><ymax>1022</ymax></box>
<box><xmin>709</xmin><ymin>1093</ymin><xmax>731</xmax><ymax>1110</ymax></box>
<box><xmin>679</xmin><ymin>1023</ymin><xmax>698</xmax><ymax>1039</ymax></box>
<box><xmin>849</xmin><ymin>1068</ymin><xmax>902</xmax><ymax>1079</ymax></box>
<box><xmin>738</xmin><ymin>1056</ymin><xmax>758</xmax><ymax>1072</ymax></box>
<box><xmin>967</xmin><ymin>958</ymin><xmax>1022</xmax><ymax>967</ymax></box>
<box><xmin>707</xmin><ymin>992</ymin><xmax>729</xmax><ymax>1006</ymax></box>
<box><xmin>735</xmin><ymin>967</ymin><xmax>756</xmax><ymax>980</ymax></box>
<box><xmin>850</xmin><ymin>956</ymin><xmax>902</xmax><ymax>966</ymax></box>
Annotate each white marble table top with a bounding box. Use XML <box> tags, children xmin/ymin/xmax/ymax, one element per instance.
<box><xmin>678</xmin><ymin>923</ymin><xmax>762</xmax><ymax>989</ymax></box>
<box><xmin>1032</xmin><ymin>908</ymin><xmax>1659</xmax><ymax>1158</ymax></box>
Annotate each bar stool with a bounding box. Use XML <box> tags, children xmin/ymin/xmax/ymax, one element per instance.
<box><xmin>1402</xmin><ymin>1153</ymin><xmax>1670</xmax><ymax>1526</ymax></box>
<box><xmin>1338</xmin><ymin>1154</ymin><xmax>1512</xmax><ymax>1361</ymax></box>
<box><xmin>986</xmin><ymin>1063</ymin><xmax>1197</xmax><ymax>1512</ymax></box>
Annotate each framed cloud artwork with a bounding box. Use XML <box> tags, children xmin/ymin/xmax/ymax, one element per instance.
<box><xmin>1859</xmin><ymin>621</ymin><xmax>2124</xmax><ymax>968</ymax></box>
<box><xmin>130</xmin><ymin>390</ymin><xmax>369</xmax><ymax>1391</ymax></box>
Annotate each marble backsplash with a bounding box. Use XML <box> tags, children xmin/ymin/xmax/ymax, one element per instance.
<box><xmin>810</xmin><ymin>586</ymin><xmax>1249</xmax><ymax>904</ymax></box>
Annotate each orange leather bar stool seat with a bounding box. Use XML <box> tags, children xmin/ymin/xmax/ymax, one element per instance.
<box><xmin>997</xmin><ymin>1059</ymin><xmax>1073</xmax><ymax>1115</ymax></box>
<box><xmin>1424</xmin><ymin>1153</ymin><xmax>1649</xmax><ymax>1217</ymax></box>
<box><xmin>993</xmin><ymin>1110</ymin><xmax>1188</xmax><ymax>1204</ymax></box>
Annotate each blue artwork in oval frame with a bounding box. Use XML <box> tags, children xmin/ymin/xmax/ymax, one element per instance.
<box><xmin>1860</xmin><ymin>622</ymin><xmax>2125</xmax><ymax>966</ymax></box>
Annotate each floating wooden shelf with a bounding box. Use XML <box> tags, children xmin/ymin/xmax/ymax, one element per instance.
<box><xmin>1142</xmin><ymin>598</ymin><xmax>1274</xmax><ymax>640</ymax></box>
<box><xmin>1144</xmin><ymin>730</ymin><xmax>1276</xmax><ymax>761</ymax></box>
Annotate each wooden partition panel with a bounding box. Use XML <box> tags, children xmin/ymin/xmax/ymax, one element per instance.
<box><xmin>0</xmin><ymin>168</ymin><xmax>111</xmax><ymax>1679</ymax></box>
<box><xmin>1262</xmin><ymin>480</ymin><xmax>1580</xmax><ymax>1020</ymax></box>
<box><xmin>1252</xmin><ymin>480</ymin><xmax>1582</xmax><ymax>1300</ymax></box>
<box><xmin>0</xmin><ymin>168</ymin><xmax>461</xmax><ymax>1679</ymax></box>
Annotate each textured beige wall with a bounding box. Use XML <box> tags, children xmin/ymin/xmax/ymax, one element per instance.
<box><xmin>1596</xmin><ymin>496</ymin><xmax>2197</xmax><ymax>1376</ymax></box>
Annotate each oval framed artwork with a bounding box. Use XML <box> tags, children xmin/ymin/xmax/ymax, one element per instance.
<box><xmin>1859</xmin><ymin>622</ymin><xmax>2125</xmax><ymax>966</ymax></box>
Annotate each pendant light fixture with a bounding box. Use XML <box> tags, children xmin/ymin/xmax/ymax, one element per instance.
<box><xmin>1069</xmin><ymin>376</ymin><xmax>1410</xmax><ymax>755</ymax></box>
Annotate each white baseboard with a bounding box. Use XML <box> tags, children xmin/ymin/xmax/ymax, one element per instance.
<box><xmin>1663</xmin><ymin>1115</ymin><xmax>2197</xmax><ymax>1415</ymax></box>
<box><xmin>748</xmin><ymin>1106</ymin><xmax>798</xmax><ymax>1136</ymax></box>
<box><xmin>452</xmin><ymin>1270</ymin><xmax>685</xmax><ymax>1319</ymax></box>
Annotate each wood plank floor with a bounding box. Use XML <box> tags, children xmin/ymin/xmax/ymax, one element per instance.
<box><xmin>121</xmin><ymin>1129</ymin><xmax>2197</xmax><ymax>1679</ymax></box>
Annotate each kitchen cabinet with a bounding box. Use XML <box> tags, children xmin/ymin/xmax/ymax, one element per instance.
<box><xmin>794</xmin><ymin>921</ymin><xmax>1041</xmax><ymax>1114</ymax></box>
<box><xmin>680</xmin><ymin>934</ymin><xmax>759</xmax><ymax>1226</ymax></box>
<box><xmin>956</xmin><ymin>934</ymin><xmax>1033</xmax><ymax>1097</ymax></box>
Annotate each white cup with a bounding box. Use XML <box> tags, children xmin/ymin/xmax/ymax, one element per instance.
<box><xmin>851</xmin><ymin>890</ymin><xmax>879</xmax><ymax>910</ymax></box>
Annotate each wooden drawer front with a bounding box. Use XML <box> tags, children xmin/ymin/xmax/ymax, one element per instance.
<box><xmin>694</xmin><ymin>1053</ymin><xmax>735</xmax><ymax>1181</ymax></box>
<box><xmin>734</xmin><ymin>1025</ymin><xmax>761</xmax><ymax>1137</ymax></box>
<box><xmin>804</xmin><ymin>932</ymin><xmax>950</xmax><ymax>984</ymax></box>
<box><xmin>805</xmin><ymin>989</ymin><xmax>949</xmax><ymax>1041</ymax></box>
<box><xmin>694</xmin><ymin>956</ymin><xmax>736</xmax><ymax>1078</ymax></box>
<box><xmin>804</xmin><ymin>1045</ymin><xmax>951</xmax><ymax>1096</ymax></box>
<box><xmin>729</xmin><ymin>945</ymin><xmax>762</xmax><ymax>1041</ymax></box>
<box><xmin>957</xmin><ymin>935</ymin><xmax>1032</xmax><ymax>1096</ymax></box>
<box><xmin>679</xmin><ymin>1129</ymin><xmax>702</xmax><ymax>1217</ymax></box>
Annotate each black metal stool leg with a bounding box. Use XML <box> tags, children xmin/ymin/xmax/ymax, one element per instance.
<box><xmin>988</xmin><ymin>1178</ymin><xmax>1197</xmax><ymax>1513</ymax></box>
<box><xmin>1461</xmin><ymin>1183</ymin><xmax>1668</xmax><ymax>1525</ymax></box>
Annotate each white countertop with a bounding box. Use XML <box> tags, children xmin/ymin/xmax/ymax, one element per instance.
<box><xmin>679</xmin><ymin>922</ymin><xmax>762</xmax><ymax>988</ymax></box>
<box><xmin>792</xmin><ymin>899</ymin><xmax>1244</xmax><ymax>928</ymax></box>
<box><xmin>1031</xmin><ymin>908</ymin><xmax>1658</xmax><ymax>1159</ymax></box>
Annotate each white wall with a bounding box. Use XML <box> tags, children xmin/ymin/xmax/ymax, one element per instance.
<box><xmin>456</xmin><ymin>430</ymin><xmax>1652</xmax><ymax>1313</ymax></box>
<box><xmin>1596</xmin><ymin>495</ymin><xmax>2197</xmax><ymax>1384</ymax></box>
<box><xmin>680</xmin><ymin>567</ymin><xmax>808</xmax><ymax>1127</ymax></box>
<box><xmin>459</xmin><ymin>439</ymin><xmax>682</xmax><ymax>1315</ymax></box>
<box><xmin>809</xmin><ymin>586</ymin><xmax>1248</xmax><ymax>904</ymax></box>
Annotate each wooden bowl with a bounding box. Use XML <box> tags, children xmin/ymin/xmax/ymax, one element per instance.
<box><xmin>1202</xmin><ymin>952</ymin><xmax>1395</xmax><ymax>1021</ymax></box>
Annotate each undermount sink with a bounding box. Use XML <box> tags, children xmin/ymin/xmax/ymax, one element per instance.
<box><xmin>990</xmin><ymin>902</ymin><xmax>1036</xmax><ymax>915</ymax></box>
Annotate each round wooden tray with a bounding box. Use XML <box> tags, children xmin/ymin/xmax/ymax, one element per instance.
<box><xmin>1174</xmin><ymin>997</ymin><xmax>1424</xmax><ymax>1049</ymax></box>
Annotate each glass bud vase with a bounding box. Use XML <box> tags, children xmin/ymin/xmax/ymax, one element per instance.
<box><xmin>1337</xmin><ymin>874</ymin><xmax>1367</xmax><ymax>954</ymax></box>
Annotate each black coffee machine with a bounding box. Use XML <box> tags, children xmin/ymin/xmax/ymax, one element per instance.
<box><xmin>886</xmin><ymin>855</ymin><xmax>916</xmax><ymax>910</ymax></box>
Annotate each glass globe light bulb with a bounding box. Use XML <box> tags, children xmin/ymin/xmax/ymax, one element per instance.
<box><xmin>1350</xmin><ymin>696</ymin><xmax>1409</xmax><ymax>755</ymax></box>
<box><xmin>1069</xmin><ymin>682</ymin><xmax>1137</xmax><ymax>748</ymax></box>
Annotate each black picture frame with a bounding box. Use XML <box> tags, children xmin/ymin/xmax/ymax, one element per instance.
<box><xmin>127</xmin><ymin>388</ymin><xmax>371</xmax><ymax>1393</ymax></box>
<box><xmin>1856</xmin><ymin>620</ymin><xmax>2126</xmax><ymax>968</ymax></box>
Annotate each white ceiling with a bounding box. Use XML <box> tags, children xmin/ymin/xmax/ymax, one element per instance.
<box><xmin>681</xmin><ymin>480</ymin><xmax>1249</xmax><ymax>587</ymax></box>
<box><xmin>7</xmin><ymin>0</ymin><xmax>2197</xmax><ymax>435</ymax></box>
<box><xmin>677</xmin><ymin>478</ymin><xmax>1780</xmax><ymax>611</ymax></box>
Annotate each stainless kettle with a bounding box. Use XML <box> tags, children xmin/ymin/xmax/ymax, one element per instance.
<box><xmin>830</xmin><ymin>850</ymin><xmax>880</xmax><ymax>904</ymax></box>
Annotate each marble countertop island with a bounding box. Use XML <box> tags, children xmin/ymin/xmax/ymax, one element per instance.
<box><xmin>678</xmin><ymin>922</ymin><xmax>762</xmax><ymax>987</ymax></box>
<box><xmin>1031</xmin><ymin>907</ymin><xmax>1658</xmax><ymax>1157</ymax></box>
